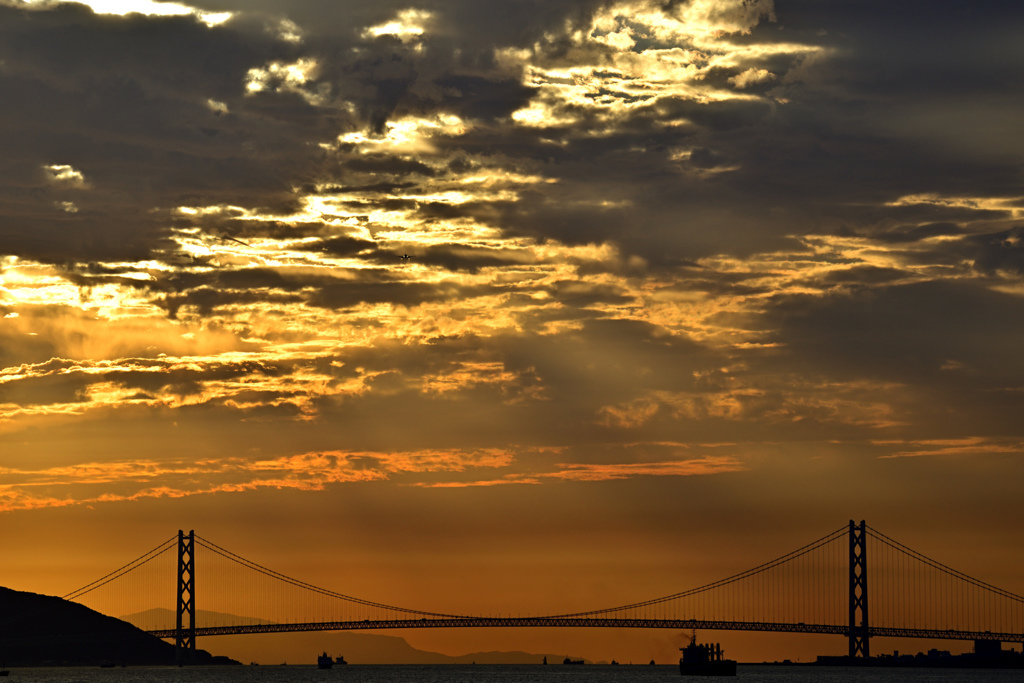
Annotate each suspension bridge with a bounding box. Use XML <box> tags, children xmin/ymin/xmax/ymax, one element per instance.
<box><xmin>64</xmin><ymin>521</ymin><xmax>1024</xmax><ymax>663</ymax></box>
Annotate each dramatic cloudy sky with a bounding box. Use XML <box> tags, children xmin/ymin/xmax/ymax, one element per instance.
<box><xmin>2</xmin><ymin>0</ymin><xmax>1023</xmax><ymax>663</ymax></box>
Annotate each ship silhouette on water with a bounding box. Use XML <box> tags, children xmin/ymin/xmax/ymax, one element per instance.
<box><xmin>317</xmin><ymin>652</ymin><xmax>347</xmax><ymax>669</ymax></box>
<box><xmin>679</xmin><ymin>633</ymin><xmax>736</xmax><ymax>676</ymax></box>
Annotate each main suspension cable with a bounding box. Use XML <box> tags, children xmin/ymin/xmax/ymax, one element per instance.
<box><xmin>64</xmin><ymin>535</ymin><xmax>177</xmax><ymax>601</ymax></box>
<box><xmin>195</xmin><ymin>534</ymin><xmax>466</xmax><ymax>619</ymax></box>
<box><xmin>550</xmin><ymin>524</ymin><xmax>848</xmax><ymax>618</ymax></box>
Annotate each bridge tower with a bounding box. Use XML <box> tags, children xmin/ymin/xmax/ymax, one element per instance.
<box><xmin>176</xmin><ymin>529</ymin><xmax>196</xmax><ymax>664</ymax></box>
<box><xmin>848</xmin><ymin>519</ymin><xmax>869</xmax><ymax>658</ymax></box>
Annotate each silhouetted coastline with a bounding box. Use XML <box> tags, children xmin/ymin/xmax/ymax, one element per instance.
<box><xmin>813</xmin><ymin>639</ymin><xmax>1024</xmax><ymax>669</ymax></box>
<box><xmin>0</xmin><ymin>586</ymin><xmax>238</xmax><ymax>667</ymax></box>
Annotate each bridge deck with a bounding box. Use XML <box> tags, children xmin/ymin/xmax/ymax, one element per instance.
<box><xmin>148</xmin><ymin>617</ymin><xmax>1024</xmax><ymax>643</ymax></box>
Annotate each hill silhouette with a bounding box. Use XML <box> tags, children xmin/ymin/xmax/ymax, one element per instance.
<box><xmin>0</xmin><ymin>587</ymin><xmax>237</xmax><ymax>666</ymax></box>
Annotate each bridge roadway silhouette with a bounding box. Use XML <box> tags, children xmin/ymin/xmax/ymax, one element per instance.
<box><xmin>146</xmin><ymin>617</ymin><xmax>1023</xmax><ymax>644</ymax></box>
<box><xmin>66</xmin><ymin>520</ymin><xmax>1024</xmax><ymax>663</ymax></box>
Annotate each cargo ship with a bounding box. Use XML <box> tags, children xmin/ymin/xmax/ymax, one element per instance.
<box><xmin>679</xmin><ymin>634</ymin><xmax>736</xmax><ymax>676</ymax></box>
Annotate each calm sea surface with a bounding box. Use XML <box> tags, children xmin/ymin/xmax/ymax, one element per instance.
<box><xmin>3</xmin><ymin>666</ymin><xmax>1023</xmax><ymax>683</ymax></box>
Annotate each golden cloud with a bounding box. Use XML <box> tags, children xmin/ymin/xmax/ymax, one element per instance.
<box><xmin>413</xmin><ymin>456</ymin><xmax>744</xmax><ymax>487</ymax></box>
<box><xmin>877</xmin><ymin>437</ymin><xmax>1024</xmax><ymax>459</ymax></box>
<box><xmin>0</xmin><ymin>448</ymin><xmax>518</xmax><ymax>512</ymax></box>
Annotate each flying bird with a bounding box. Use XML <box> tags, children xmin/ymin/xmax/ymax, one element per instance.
<box><xmin>217</xmin><ymin>234</ymin><xmax>252</xmax><ymax>248</ymax></box>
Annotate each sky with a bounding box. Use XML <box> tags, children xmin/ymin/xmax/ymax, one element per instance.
<box><xmin>2</xmin><ymin>0</ymin><xmax>1024</xmax><ymax>665</ymax></box>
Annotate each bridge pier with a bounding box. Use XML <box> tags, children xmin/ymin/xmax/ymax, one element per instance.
<box><xmin>849</xmin><ymin>519</ymin><xmax>869</xmax><ymax>658</ymax></box>
<box><xmin>176</xmin><ymin>529</ymin><xmax>196</xmax><ymax>665</ymax></box>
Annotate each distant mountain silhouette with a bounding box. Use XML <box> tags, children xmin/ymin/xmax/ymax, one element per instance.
<box><xmin>316</xmin><ymin>631</ymin><xmax>574</xmax><ymax>664</ymax></box>
<box><xmin>119</xmin><ymin>608</ymin><xmax>586</xmax><ymax>665</ymax></box>
<box><xmin>0</xmin><ymin>587</ymin><xmax>238</xmax><ymax>666</ymax></box>
<box><xmin>230</xmin><ymin>629</ymin><xmax>590</xmax><ymax>665</ymax></box>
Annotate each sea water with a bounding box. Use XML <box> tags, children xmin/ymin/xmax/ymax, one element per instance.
<box><xmin>3</xmin><ymin>666</ymin><xmax>1022</xmax><ymax>683</ymax></box>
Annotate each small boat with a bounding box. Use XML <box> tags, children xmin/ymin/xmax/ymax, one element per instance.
<box><xmin>317</xmin><ymin>652</ymin><xmax>333</xmax><ymax>670</ymax></box>
<box><xmin>679</xmin><ymin>633</ymin><xmax>736</xmax><ymax>676</ymax></box>
<box><xmin>334</xmin><ymin>656</ymin><xmax>347</xmax><ymax>665</ymax></box>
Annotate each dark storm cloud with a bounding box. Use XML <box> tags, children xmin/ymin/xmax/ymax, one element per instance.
<box><xmin>871</xmin><ymin>223</ymin><xmax>964</xmax><ymax>244</ymax></box>
<box><xmin>490</xmin><ymin>0</ymin><xmax>1024</xmax><ymax>261</ymax></box>
<box><xmin>818</xmin><ymin>265</ymin><xmax>907</xmax><ymax>286</ymax></box>
<box><xmin>416</xmin><ymin>59</ymin><xmax>1004</xmax><ymax>264</ymax></box>
<box><xmin>834</xmin><ymin>225</ymin><xmax>1024</xmax><ymax>276</ymax></box>
<box><xmin>759</xmin><ymin>0</ymin><xmax>1024</xmax><ymax>179</ymax></box>
<box><xmin>774</xmin><ymin>0</ymin><xmax>1024</xmax><ymax>99</ymax></box>
<box><xmin>308</xmin><ymin>279</ymin><xmax>498</xmax><ymax>310</ymax></box>
<box><xmin>191</xmin><ymin>0</ymin><xmax>612</xmax><ymax>52</ymax></box>
<box><xmin>159</xmin><ymin>1</ymin><xmax>799</xmax><ymax>260</ymax></box>
<box><xmin>157</xmin><ymin>284</ymin><xmax>304</xmax><ymax>318</ymax></box>
<box><xmin>299</xmin><ymin>235</ymin><xmax>380</xmax><ymax>258</ymax></box>
<box><xmin>144</xmin><ymin>261</ymin><xmax>512</xmax><ymax>315</ymax></box>
<box><xmin>405</xmin><ymin>245</ymin><xmax>535</xmax><ymax>273</ymax></box>
<box><xmin>152</xmin><ymin>249</ymin><xmax>510</xmax><ymax>308</ymax></box>
<box><xmin>765</xmin><ymin>280</ymin><xmax>1024</xmax><ymax>388</ymax></box>
<box><xmin>962</xmin><ymin>227</ymin><xmax>1024</xmax><ymax>276</ymax></box>
<box><xmin>1</xmin><ymin>0</ymin><xmax>567</xmax><ymax>262</ymax></box>
<box><xmin>110</xmin><ymin>357</ymin><xmax>286</xmax><ymax>393</ymax></box>
<box><xmin>547</xmin><ymin>280</ymin><xmax>635</xmax><ymax>308</ymax></box>
<box><xmin>0</xmin><ymin>3</ymin><xmax>333</xmax><ymax>263</ymax></box>
<box><xmin>747</xmin><ymin>274</ymin><xmax>1024</xmax><ymax>442</ymax></box>
<box><xmin>0</xmin><ymin>354</ymin><xmax>318</xmax><ymax>419</ymax></box>
<box><xmin>4</xmin><ymin>0</ymin><xmax>1020</xmax><ymax>273</ymax></box>
<box><xmin>0</xmin><ymin>358</ymin><xmax>90</xmax><ymax>406</ymax></box>
<box><xmin>432</xmin><ymin>75</ymin><xmax>536</xmax><ymax>122</ymax></box>
<box><xmin>341</xmin><ymin>156</ymin><xmax>438</xmax><ymax>178</ymax></box>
